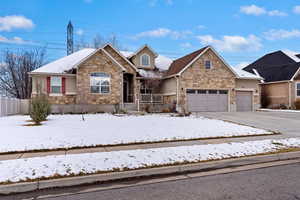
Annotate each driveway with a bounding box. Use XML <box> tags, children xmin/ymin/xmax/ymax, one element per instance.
<box><xmin>198</xmin><ymin>111</ymin><xmax>300</xmax><ymax>138</ymax></box>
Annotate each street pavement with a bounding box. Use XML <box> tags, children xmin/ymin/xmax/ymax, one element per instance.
<box><xmin>4</xmin><ymin>161</ymin><xmax>300</xmax><ymax>200</ymax></box>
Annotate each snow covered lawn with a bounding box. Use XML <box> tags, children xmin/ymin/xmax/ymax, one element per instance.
<box><xmin>0</xmin><ymin>138</ymin><xmax>299</xmax><ymax>184</ymax></box>
<box><xmin>0</xmin><ymin>114</ymin><xmax>274</xmax><ymax>153</ymax></box>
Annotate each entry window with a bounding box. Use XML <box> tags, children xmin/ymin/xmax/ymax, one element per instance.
<box><xmin>50</xmin><ymin>76</ymin><xmax>62</xmax><ymax>93</ymax></box>
<box><xmin>141</xmin><ymin>54</ymin><xmax>150</xmax><ymax>66</ymax></box>
<box><xmin>297</xmin><ymin>83</ymin><xmax>300</xmax><ymax>96</ymax></box>
<box><xmin>205</xmin><ymin>60</ymin><xmax>212</xmax><ymax>69</ymax></box>
<box><xmin>90</xmin><ymin>72</ymin><xmax>110</xmax><ymax>94</ymax></box>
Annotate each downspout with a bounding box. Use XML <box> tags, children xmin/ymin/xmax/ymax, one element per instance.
<box><xmin>175</xmin><ymin>75</ymin><xmax>179</xmax><ymax>112</ymax></box>
<box><xmin>121</xmin><ymin>71</ymin><xmax>124</xmax><ymax>109</ymax></box>
<box><xmin>289</xmin><ymin>81</ymin><xmax>292</xmax><ymax>108</ymax></box>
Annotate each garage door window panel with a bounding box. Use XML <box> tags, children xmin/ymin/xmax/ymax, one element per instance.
<box><xmin>297</xmin><ymin>83</ymin><xmax>300</xmax><ymax>97</ymax></box>
<box><xmin>208</xmin><ymin>90</ymin><xmax>218</xmax><ymax>94</ymax></box>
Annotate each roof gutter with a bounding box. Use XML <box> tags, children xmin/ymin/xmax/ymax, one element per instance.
<box><xmin>28</xmin><ymin>72</ymin><xmax>76</xmax><ymax>77</ymax></box>
<box><xmin>259</xmin><ymin>80</ymin><xmax>291</xmax><ymax>85</ymax></box>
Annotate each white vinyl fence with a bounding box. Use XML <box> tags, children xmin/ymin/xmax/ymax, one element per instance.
<box><xmin>0</xmin><ymin>97</ymin><xmax>29</xmax><ymax>117</ymax></box>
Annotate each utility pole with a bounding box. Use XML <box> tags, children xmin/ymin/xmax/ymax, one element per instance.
<box><xmin>67</xmin><ymin>21</ymin><xmax>74</xmax><ymax>55</ymax></box>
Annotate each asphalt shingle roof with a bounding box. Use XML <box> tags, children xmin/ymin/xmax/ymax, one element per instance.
<box><xmin>243</xmin><ymin>50</ymin><xmax>300</xmax><ymax>82</ymax></box>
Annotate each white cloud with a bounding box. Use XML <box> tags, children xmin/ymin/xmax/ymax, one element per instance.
<box><xmin>240</xmin><ymin>5</ymin><xmax>287</xmax><ymax>17</ymax></box>
<box><xmin>149</xmin><ymin>0</ymin><xmax>174</xmax><ymax>7</ymax></box>
<box><xmin>240</xmin><ymin>5</ymin><xmax>266</xmax><ymax>16</ymax></box>
<box><xmin>197</xmin><ymin>34</ymin><xmax>262</xmax><ymax>52</ymax></box>
<box><xmin>0</xmin><ymin>15</ymin><xmax>34</xmax><ymax>32</ymax></box>
<box><xmin>0</xmin><ymin>35</ymin><xmax>27</xmax><ymax>44</ymax></box>
<box><xmin>197</xmin><ymin>25</ymin><xmax>206</xmax><ymax>30</ymax></box>
<box><xmin>76</xmin><ymin>29</ymin><xmax>84</xmax><ymax>36</ymax></box>
<box><xmin>268</xmin><ymin>10</ymin><xmax>288</xmax><ymax>17</ymax></box>
<box><xmin>235</xmin><ymin>62</ymin><xmax>250</xmax><ymax>69</ymax></box>
<box><xmin>293</xmin><ymin>6</ymin><xmax>300</xmax><ymax>14</ymax></box>
<box><xmin>180</xmin><ymin>42</ymin><xmax>192</xmax><ymax>49</ymax></box>
<box><xmin>264</xmin><ymin>29</ymin><xmax>300</xmax><ymax>40</ymax></box>
<box><xmin>133</xmin><ymin>28</ymin><xmax>192</xmax><ymax>40</ymax></box>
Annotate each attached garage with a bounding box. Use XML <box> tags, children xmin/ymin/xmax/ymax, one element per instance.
<box><xmin>187</xmin><ymin>89</ymin><xmax>228</xmax><ymax>112</ymax></box>
<box><xmin>236</xmin><ymin>91</ymin><xmax>253</xmax><ymax>111</ymax></box>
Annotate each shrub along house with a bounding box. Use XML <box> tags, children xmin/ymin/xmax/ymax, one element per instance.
<box><xmin>29</xmin><ymin>44</ymin><xmax>262</xmax><ymax>113</ymax></box>
<box><xmin>244</xmin><ymin>50</ymin><xmax>300</xmax><ymax>109</ymax></box>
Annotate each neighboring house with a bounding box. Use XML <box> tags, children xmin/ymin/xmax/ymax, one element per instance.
<box><xmin>29</xmin><ymin>44</ymin><xmax>261</xmax><ymax>113</ymax></box>
<box><xmin>243</xmin><ymin>50</ymin><xmax>300</xmax><ymax>109</ymax></box>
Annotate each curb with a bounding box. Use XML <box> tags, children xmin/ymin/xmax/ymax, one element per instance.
<box><xmin>1</xmin><ymin>151</ymin><xmax>300</xmax><ymax>195</ymax></box>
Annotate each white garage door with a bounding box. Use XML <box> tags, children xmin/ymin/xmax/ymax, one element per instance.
<box><xmin>236</xmin><ymin>91</ymin><xmax>253</xmax><ymax>112</ymax></box>
<box><xmin>187</xmin><ymin>89</ymin><xmax>228</xmax><ymax>112</ymax></box>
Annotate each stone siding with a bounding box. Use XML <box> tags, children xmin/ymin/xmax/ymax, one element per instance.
<box><xmin>178</xmin><ymin>48</ymin><xmax>236</xmax><ymax>111</ymax></box>
<box><xmin>76</xmin><ymin>50</ymin><xmax>122</xmax><ymax>105</ymax></box>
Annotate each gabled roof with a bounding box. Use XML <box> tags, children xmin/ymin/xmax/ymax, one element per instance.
<box><xmin>243</xmin><ymin>50</ymin><xmax>300</xmax><ymax>82</ymax></box>
<box><xmin>120</xmin><ymin>51</ymin><xmax>173</xmax><ymax>71</ymax></box>
<box><xmin>165</xmin><ymin>46</ymin><xmax>208</xmax><ymax>77</ymax></box>
<box><xmin>128</xmin><ymin>44</ymin><xmax>158</xmax><ymax>59</ymax></box>
<box><xmin>164</xmin><ymin>46</ymin><xmax>241</xmax><ymax>79</ymax></box>
<box><xmin>30</xmin><ymin>44</ymin><xmax>139</xmax><ymax>74</ymax></box>
<box><xmin>31</xmin><ymin>48</ymin><xmax>96</xmax><ymax>74</ymax></box>
<box><xmin>233</xmin><ymin>68</ymin><xmax>262</xmax><ymax>80</ymax></box>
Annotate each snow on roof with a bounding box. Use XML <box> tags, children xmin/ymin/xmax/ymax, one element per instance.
<box><xmin>31</xmin><ymin>48</ymin><xmax>173</xmax><ymax>74</ymax></box>
<box><xmin>120</xmin><ymin>51</ymin><xmax>134</xmax><ymax>58</ymax></box>
<box><xmin>32</xmin><ymin>48</ymin><xmax>96</xmax><ymax>74</ymax></box>
<box><xmin>155</xmin><ymin>55</ymin><xmax>173</xmax><ymax>71</ymax></box>
<box><xmin>119</xmin><ymin>51</ymin><xmax>173</xmax><ymax>71</ymax></box>
<box><xmin>138</xmin><ymin>69</ymin><xmax>162</xmax><ymax>78</ymax></box>
<box><xmin>282</xmin><ymin>50</ymin><xmax>300</xmax><ymax>62</ymax></box>
<box><xmin>233</xmin><ymin>68</ymin><xmax>262</xmax><ymax>80</ymax></box>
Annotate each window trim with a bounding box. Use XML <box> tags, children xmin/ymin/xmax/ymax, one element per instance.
<box><xmin>204</xmin><ymin>60</ymin><xmax>212</xmax><ymax>69</ymax></box>
<box><xmin>50</xmin><ymin>76</ymin><xmax>62</xmax><ymax>94</ymax></box>
<box><xmin>140</xmin><ymin>53</ymin><xmax>150</xmax><ymax>67</ymax></box>
<box><xmin>296</xmin><ymin>82</ymin><xmax>300</xmax><ymax>97</ymax></box>
<box><xmin>140</xmin><ymin>80</ymin><xmax>152</xmax><ymax>94</ymax></box>
<box><xmin>90</xmin><ymin>72</ymin><xmax>111</xmax><ymax>94</ymax></box>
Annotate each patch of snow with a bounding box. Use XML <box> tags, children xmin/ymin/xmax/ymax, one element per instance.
<box><xmin>233</xmin><ymin>68</ymin><xmax>262</xmax><ymax>79</ymax></box>
<box><xmin>120</xmin><ymin>51</ymin><xmax>173</xmax><ymax>71</ymax></box>
<box><xmin>0</xmin><ymin>138</ymin><xmax>299</xmax><ymax>183</ymax></box>
<box><xmin>0</xmin><ymin>114</ymin><xmax>273</xmax><ymax>153</ymax></box>
<box><xmin>235</xmin><ymin>62</ymin><xmax>250</xmax><ymax>69</ymax></box>
<box><xmin>138</xmin><ymin>69</ymin><xmax>162</xmax><ymax>78</ymax></box>
<box><xmin>155</xmin><ymin>55</ymin><xmax>173</xmax><ymax>71</ymax></box>
<box><xmin>282</xmin><ymin>50</ymin><xmax>300</xmax><ymax>62</ymax></box>
<box><xmin>120</xmin><ymin>51</ymin><xmax>134</xmax><ymax>58</ymax></box>
<box><xmin>32</xmin><ymin>48</ymin><xmax>96</xmax><ymax>74</ymax></box>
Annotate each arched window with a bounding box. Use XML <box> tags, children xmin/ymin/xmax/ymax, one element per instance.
<box><xmin>141</xmin><ymin>54</ymin><xmax>150</xmax><ymax>66</ymax></box>
<box><xmin>90</xmin><ymin>72</ymin><xmax>110</xmax><ymax>94</ymax></box>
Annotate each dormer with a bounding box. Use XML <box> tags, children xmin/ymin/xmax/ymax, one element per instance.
<box><xmin>130</xmin><ymin>45</ymin><xmax>158</xmax><ymax>69</ymax></box>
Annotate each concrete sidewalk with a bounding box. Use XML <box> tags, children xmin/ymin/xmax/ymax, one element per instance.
<box><xmin>1</xmin><ymin>150</ymin><xmax>300</xmax><ymax>195</ymax></box>
<box><xmin>198</xmin><ymin>111</ymin><xmax>300</xmax><ymax>137</ymax></box>
<box><xmin>0</xmin><ymin>133</ymin><xmax>286</xmax><ymax>161</ymax></box>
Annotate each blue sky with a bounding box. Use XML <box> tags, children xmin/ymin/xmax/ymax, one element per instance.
<box><xmin>1</xmin><ymin>0</ymin><xmax>300</xmax><ymax>68</ymax></box>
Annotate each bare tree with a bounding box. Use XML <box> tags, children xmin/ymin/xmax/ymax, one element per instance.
<box><xmin>75</xmin><ymin>33</ymin><xmax>122</xmax><ymax>50</ymax></box>
<box><xmin>0</xmin><ymin>48</ymin><xmax>46</xmax><ymax>99</ymax></box>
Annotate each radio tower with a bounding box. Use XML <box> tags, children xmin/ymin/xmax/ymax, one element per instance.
<box><xmin>67</xmin><ymin>21</ymin><xmax>74</xmax><ymax>55</ymax></box>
